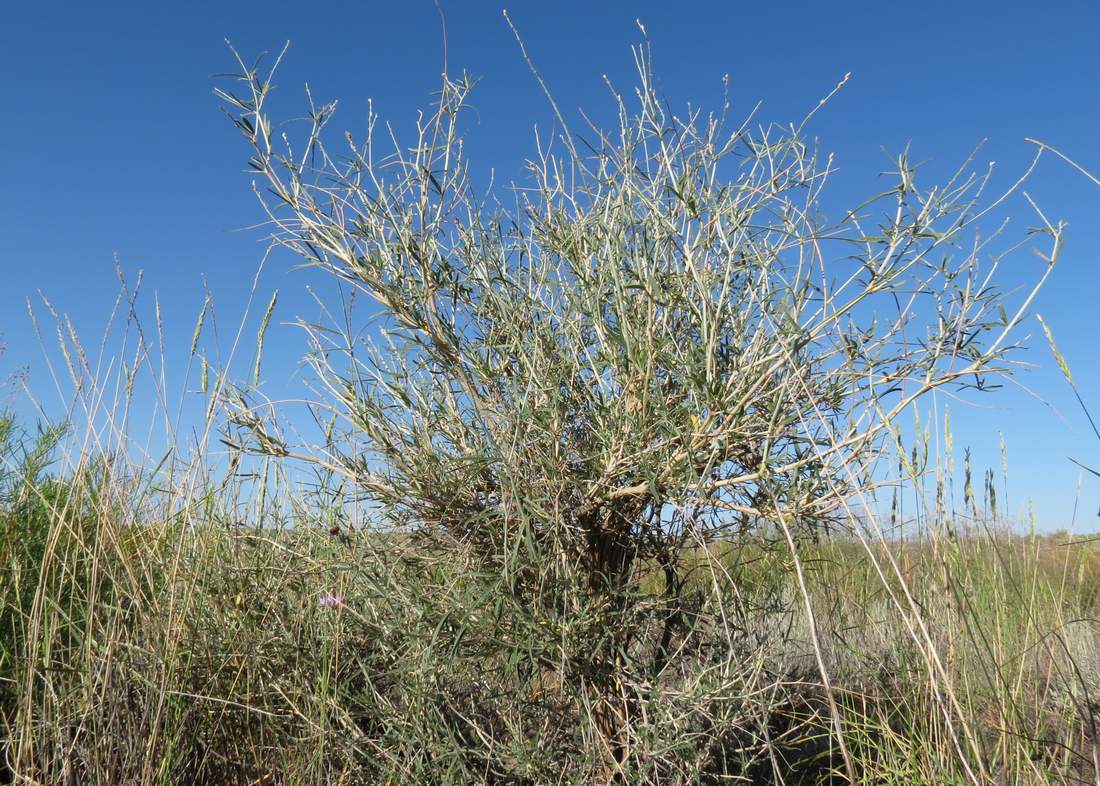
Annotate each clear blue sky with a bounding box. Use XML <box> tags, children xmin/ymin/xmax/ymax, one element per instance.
<box><xmin>1</xmin><ymin>0</ymin><xmax>1098</xmax><ymax>530</ymax></box>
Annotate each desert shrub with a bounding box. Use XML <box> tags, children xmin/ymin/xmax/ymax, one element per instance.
<box><xmin>213</xmin><ymin>35</ymin><xmax>1059</xmax><ymax>783</ymax></box>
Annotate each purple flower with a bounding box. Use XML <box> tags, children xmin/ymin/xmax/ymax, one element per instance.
<box><xmin>317</xmin><ymin>591</ymin><xmax>344</xmax><ymax>610</ymax></box>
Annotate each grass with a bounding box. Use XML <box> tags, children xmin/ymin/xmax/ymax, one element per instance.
<box><xmin>2</xmin><ymin>418</ymin><xmax>1099</xmax><ymax>784</ymax></box>
<box><xmin>2</xmin><ymin>311</ymin><xmax>1098</xmax><ymax>785</ymax></box>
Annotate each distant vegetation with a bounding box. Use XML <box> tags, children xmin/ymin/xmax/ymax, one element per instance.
<box><xmin>2</xmin><ymin>37</ymin><xmax>1097</xmax><ymax>785</ymax></box>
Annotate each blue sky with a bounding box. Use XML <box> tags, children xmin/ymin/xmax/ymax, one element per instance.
<box><xmin>1</xmin><ymin>0</ymin><xmax>1098</xmax><ymax>529</ymax></box>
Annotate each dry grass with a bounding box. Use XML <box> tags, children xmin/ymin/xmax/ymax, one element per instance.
<box><xmin>3</xmin><ymin>436</ymin><xmax>1100</xmax><ymax>785</ymax></box>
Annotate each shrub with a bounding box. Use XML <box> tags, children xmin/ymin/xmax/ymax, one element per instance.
<box><xmin>217</xmin><ymin>39</ymin><xmax>1059</xmax><ymax>783</ymax></box>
